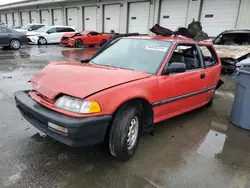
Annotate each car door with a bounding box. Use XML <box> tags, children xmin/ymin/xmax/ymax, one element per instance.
<box><xmin>0</xmin><ymin>27</ymin><xmax>11</xmax><ymax>45</ymax></box>
<box><xmin>198</xmin><ymin>44</ymin><xmax>221</xmax><ymax>102</ymax></box>
<box><xmin>87</xmin><ymin>32</ymin><xmax>100</xmax><ymax>45</ymax></box>
<box><xmin>154</xmin><ymin>43</ymin><xmax>207</xmax><ymax>122</ymax></box>
<box><xmin>46</xmin><ymin>27</ymin><xmax>57</xmax><ymax>43</ymax></box>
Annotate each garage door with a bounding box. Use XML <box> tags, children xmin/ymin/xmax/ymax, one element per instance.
<box><xmin>53</xmin><ymin>9</ymin><xmax>62</xmax><ymax>25</ymax></box>
<box><xmin>30</xmin><ymin>11</ymin><xmax>38</xmax><ymax>23</ymax></box>
<box><xmin>159</xmin><ymin>0</ymin><xmax>189</xmax><ymax>30</ymax></box>
<box><xmin>13</xmin><ymin>12</ymin><xmax>20</xmax><ymax>26</ymax></box>
<box><xmin>84</xmin><ymin>6</ymin><xmax>97</xmax><ymax>31</ymax></box>
<box><xmin>67</xmin><ymin>8</ymin><xmax>78</xmax><ymax>28</ymax></box>
<box><xmin>0</xmin><ymin>13</ymin><xmax>6</xmax><ymax>24</ymax></box>
<box><xmin>41</xmin><ymin>10</ymin><xmax>49</xmax><ymax>25</ymax></box>
<box><xmin>6</xmin><ymin>13</ymin><xmax>13</xmax><ymax>26</ymax></box>
<box><xmin>104</xmin><ymin>4</ymin><xmax>121</xmax><ymax>33</ymax></box>
<box><xmin>200</xmin><ymin>0</ymin><xmax>240</xmax><ymax>37</ymax></box>
<box><xmin>21</xmin><ymin>12</ymin><xmax>29</xmax><ymax>25</ymax></box>
<box><xmin>128</xmin><ymin>2</ymin><xmax>150</xmax><ymax>34</ymax></box>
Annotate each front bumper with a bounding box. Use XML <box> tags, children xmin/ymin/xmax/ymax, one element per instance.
<box><xmin>14</xmin><ymin>91</ymin><xmax>112</xmax><ymax>147</ymax></box>
<box><xmin>60</xmin><ymin>40</ymin><xmax>75</xmax><ymax>47</ymax></box>
<box><xmin>27</xmin><ymin>36</ymin><xmax>39</xmax><ymax>44</ymax></box>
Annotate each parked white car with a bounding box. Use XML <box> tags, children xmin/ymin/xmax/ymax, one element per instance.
<box><xmin>15</xmin><ymin>24</ymin><xmax>46</xmax><ymax>32</ymax></box>
<box><xmin>26</xmin><ymin>26</ymin><xmax>77</xmax><ymax>44</ymax></box>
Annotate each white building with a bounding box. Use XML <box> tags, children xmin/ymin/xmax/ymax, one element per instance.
<box><xmin>0</xmin><ymin>0</ymin><xmax>250</xmax><ymax>37</ymax></box>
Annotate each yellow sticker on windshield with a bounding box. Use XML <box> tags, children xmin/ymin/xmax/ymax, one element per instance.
<box><xmin>145</xmin><ymin>45</ymin><xmax>168</xmax><ymax>52</ymax></box>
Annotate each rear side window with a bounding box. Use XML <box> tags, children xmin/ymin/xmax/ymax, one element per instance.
<box><xmin>37</xmin><ymin>25</ymin><xmax>45</xmax><ymax>29</ymax></box>
<box><xmin>66</xmin><ymin>28</ymin><xmax>76</xmax><ymax>32</ymax></box>
<box><xmin>56</xmin><ymin>27</ymin><xmax>75</xmax><ymax>32</ymax></box>
<box><xmin>199</xmin><ymin>45</ymin><xmax>218</xmax><ymax>67</ymax></box>
<box><xmin>0</xmin><ymin>27</ymin><xmax>10</xmax><ymax>33</ymax></box>
<box><xmin>89</xmin><ymin>32</ymin><xmax>100</xmax><ymax>36</ymax></box>
<box><xmin>30</xmin><ymin>25</ymin><xmax>38</xmax><ymax>30</ymax></box>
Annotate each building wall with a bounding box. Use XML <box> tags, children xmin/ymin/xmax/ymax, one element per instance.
<box><xmin>236</xmin><ymin>0</ymin><xmax>250</xmax><ymax>28</ymax></box>
<box><xmin>1</xmin><ymin>0</ymin><xmax>250</xmax><ymax>35</ymax></box>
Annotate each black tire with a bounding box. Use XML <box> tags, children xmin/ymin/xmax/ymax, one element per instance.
<box><xmin>75</xmin><ymin>39</ymin><xmax>83</xmax><ymax>48</ymax></box>
<box><xmin>38</xmin><ymin>37</ymin><xmax>47</xmax><ymax>45</ymax></box>
<box><xmin>10</xmin><ymin>39</ymin><xmax>21</xmax><ymax>50</ymax></box>
<box><xmin>109</xmin><ymin>104</ymin><xmax>142</xmax><ymax>161</ymax></box>
<box><xmin>100</xmin><ymin>39</ymin><xmax>107</xmax><ymax>47</ymax></box>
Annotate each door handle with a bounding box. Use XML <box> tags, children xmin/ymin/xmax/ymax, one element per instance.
<box><xmin>200</xmin><ymin>73</ymin><xmax>206</xmax><ymax>79</ymax></box>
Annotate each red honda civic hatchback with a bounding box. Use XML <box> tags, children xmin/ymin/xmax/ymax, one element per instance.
<box><xmin>15</xmin><ymin>35</ymin><xmax>221</xmax><ymax>160</ymax></box>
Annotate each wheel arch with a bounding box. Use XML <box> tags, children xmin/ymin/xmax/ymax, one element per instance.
<box><xmin>105</xmin><ymin>97</ymin><xmax>154</xmax><ymax>141</ymax></box>
<box><xmin>10</xmin><ymin>38</ymin><xmax>22</xmax><ymax>45</ymax></box>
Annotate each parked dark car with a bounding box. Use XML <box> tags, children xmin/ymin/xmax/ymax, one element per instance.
<box><xmin>0</xmin><ymin>25</ymin><xmax>27</xmax><ymax>50</ymax></box>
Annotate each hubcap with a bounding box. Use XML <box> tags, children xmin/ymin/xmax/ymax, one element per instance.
<box><xmin>127</xmin><ymin>116</ymin><xmax>139</xmax><ymax>150</ymax></box>
<box><xmin>39</xmin><ymin>38</ymin><xmax>46</xmax><ymax>44</ymax></box>
<box><xmin>12</xmin><ymin>41</ymin><xmax>20</xmax><ymax>49</ymax></box>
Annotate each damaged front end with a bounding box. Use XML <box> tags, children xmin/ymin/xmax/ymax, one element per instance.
<box><xmin>214</xmin><ymin>45</ymin><xmax>250</xmax><ymax>72</ymax></box>
<box><xmin>220</xmin><ymin>58</ymin><xmax>238</xmax><ymax>72</ymax></box>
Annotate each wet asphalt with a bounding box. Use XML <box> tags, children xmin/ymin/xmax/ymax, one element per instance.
<box><xmin>0</xmin><ymin>45</ymin><xmax>250</xmax><ymax>188</ymax></box>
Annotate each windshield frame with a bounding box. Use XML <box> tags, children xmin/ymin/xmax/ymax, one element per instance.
<box><xmin>90</xmin><ymin>38</ymin><xmax>173</xmax><ymax>75</ymax></box>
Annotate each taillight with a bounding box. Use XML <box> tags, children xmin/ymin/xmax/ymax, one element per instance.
<box><xmin>24</xmin><ymin>34</ymin><xmax>27</xmax><ymax>38</ymax></box>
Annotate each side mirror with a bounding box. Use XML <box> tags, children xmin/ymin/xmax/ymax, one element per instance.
<box><xmin>28</xmin><ymin>28</ymin><xmax>32</xmax><ymax>31</ymax></box>
<box><xmin>80</xmin><ymin>59</ymin><xmax>91</xmax><ymax>63</ymax></box>
<box><xmin>164</xmin><ymin>62</ymin><xmax>186</xmax><ymax>74</ymax></box>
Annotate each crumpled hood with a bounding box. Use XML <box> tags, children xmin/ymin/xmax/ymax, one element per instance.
<box><xmin>214</xmin><ymin>45</ymin><xmax>250</xmax><ymax>59</ymax></box>
<box><xmin>62</xmin><ymin>32</ymin><xmax>79</xmax><ymax>38</ymax></box>
<box><xmin>31</xmin><ymin>62</ymin><xmax>151</xmax><ymax>100</ymax></box>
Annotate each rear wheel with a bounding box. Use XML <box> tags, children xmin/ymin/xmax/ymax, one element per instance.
<box><xmin>10</xmin><ymin>39</ymin><xmax>21</xmax><ymax>50</ymax></box>
<box><xmin>38</xmin><ymin>37</ymin><xmax>47</xmax><ymax>45</ymax></box>
<box><xmin>75</xmin><ymin>39</ymin><xmax>83</xmax><ymax>48</ymax></box>
<box><xmin>100</xmin><ymin>39</ymin><xmax>107</xmax><ymax>47</ymax></box>
<box><xmin>109</xmin><ymin>104</ymin><xmax>142</xmax><ymax>161</ymax></box>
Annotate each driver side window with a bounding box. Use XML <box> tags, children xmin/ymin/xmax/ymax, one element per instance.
<box><xmin>168</xmin><ymin>44</ymin><xmax>202</xmax><ymax>71</ymax></box>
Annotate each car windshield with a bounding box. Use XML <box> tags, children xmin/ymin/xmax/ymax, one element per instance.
<box><xmin>36</xmin><ymin>26</ymin><xmax>50</xmax><ymax>32</ymax></box>
<box><xmin>90</xmin><ymin>38</ymin><xmax>172</xmax><ymax>74</ymax></box>
<box><xmin>214</xmin><ymin>32</ymin><xmax>250</xmax><ymax>45</ymax></box>
<box><xmin>81</xmin><ymin>31</ymin><xmax>89</xmax><ymax>35</ymax></box>
<box><xmin>20</xmin><ymin>25</ymin><xmax>30</xmax><ymax>30</ymax></box>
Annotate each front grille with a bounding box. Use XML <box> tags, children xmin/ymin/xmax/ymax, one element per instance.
<box><xmin>33</xmin><ymin>91</ymin><xmax>54</xmax><ymax>104</ymax></box>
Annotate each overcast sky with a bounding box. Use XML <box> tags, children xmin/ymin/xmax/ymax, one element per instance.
<box><xmin>0</xmin><ymin>0</ymin><xmax>25</xmax><ymax>5</ymax></box>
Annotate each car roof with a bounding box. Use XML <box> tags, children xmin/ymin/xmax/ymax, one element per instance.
<box><xmin>221</xmin><ymin>29</ymin><xmax>250</xmax><ymax>34</ymax></box>
<box><xmin>127</xmin><ymin>35</ymin><xmax>213</xmax><ymax>45</ymax></box>
<box><xmin>50</xmin><ymin>25</ymin><xmax>75</xmax><ymax>28</ymax></box>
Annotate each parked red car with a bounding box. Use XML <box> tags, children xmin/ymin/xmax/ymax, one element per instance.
<box><xmin>15</xmin><ymin>35</ymin><xmax>221</xmax><ymax>160</ymax></box>
<box><xmin>60</xmin><ymin>30</ymin><xmax>110</xmax><ymax>47</ymax></box>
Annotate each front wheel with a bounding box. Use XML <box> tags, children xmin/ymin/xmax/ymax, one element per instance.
<box><xmin>38</xmin><ymin>37</ymin><xmax>47</xmax><ymax>45</ymax></box>
<box><xmin>109</xmin><ymin>104</ymin><xmax>142</xmax><ymax>161</ymax></box>
<box><xmin>75</xmin><ymin>39</ymin><xmax>83</xmax><ymax>48</ymax></box>
<box><xmin>10</xmin><ymin>39</ymin><xmax>21</xmax><ymax>50</ymax></box>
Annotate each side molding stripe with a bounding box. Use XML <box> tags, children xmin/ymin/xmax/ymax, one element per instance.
<box><xmin>152</xmin><ymin>86</ymin><xmax>216</xmax><ymax>107</ymax></box>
